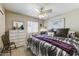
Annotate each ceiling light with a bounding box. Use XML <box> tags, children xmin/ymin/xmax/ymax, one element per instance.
<box><xmin>38</xmin><ymin>13</ymin><xmax>47</xmax><ymax>19</ymax></box>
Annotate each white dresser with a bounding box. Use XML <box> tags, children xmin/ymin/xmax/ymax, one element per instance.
<box><xmin>9</xmin><ymin>30</ymin><xmax>26</xmax><ymax>47</ymax></box>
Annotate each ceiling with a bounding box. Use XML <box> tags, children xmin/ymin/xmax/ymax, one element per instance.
<box><xmin>2</xmin><ymin>3</ymin><xmax>79</xmax><ymax>20</ymax></box>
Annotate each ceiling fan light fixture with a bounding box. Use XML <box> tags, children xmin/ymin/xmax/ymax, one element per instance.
<box><xmin>35</xmin><ymin>6</ymin><xmax>52</xmax><ymax>19</ymax></box>
<box><xmin>38</xmin><ymin>13</ymin><xmax>47</xmax><ymax>18</ymax></box>
<box><xmin>39</xmin><ymin>15</ymin><xmax>44</xmax><ymax>18</ymax></box>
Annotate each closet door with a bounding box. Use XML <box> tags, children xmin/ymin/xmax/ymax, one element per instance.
<box><xmin>0</xmin><ymin>9</ymin><xmax>5</xmax><ymax>48</ymax></box>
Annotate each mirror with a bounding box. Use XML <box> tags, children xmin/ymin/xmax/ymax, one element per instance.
<box><xmin>13</xmin><ymin>21</ymin><xmax>24</xmax><ymax>30</ymax></box>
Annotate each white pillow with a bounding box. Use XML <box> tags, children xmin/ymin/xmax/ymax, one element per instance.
<box><xmin>68</xmin><ymin>31</ymin><xmax>75</xmax><ymax>38</ymax></box>
<box><xmin>47</xmin><ymin>32</ymin><xmax>54</xmax><ymax>37</ymax></box>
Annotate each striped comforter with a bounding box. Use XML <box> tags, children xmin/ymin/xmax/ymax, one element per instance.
<box><xmin>27</xmin><ymin>35</ymin><xmax>79</xmax><ymax>56</ymax></box>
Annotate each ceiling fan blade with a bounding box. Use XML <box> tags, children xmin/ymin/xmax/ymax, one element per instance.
<box><xmin>35</xmin><ymin>9</ymin><xmax>40</xmax><ymax>13</ymax></box>
<box><xmin>40</xmin><ymin>9</ymin><xmax>52</xmax><ymax>14</ymax></box>
<box><xmin>45</xmin><ymin>9</ymin><xmax>52</xmax><ymax>13</ymax></box>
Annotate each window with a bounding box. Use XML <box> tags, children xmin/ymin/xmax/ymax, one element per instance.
<box><xmin>27</xmin><ymin>21</ymin><xmax>38</xmax><ymax>33</ymax></box>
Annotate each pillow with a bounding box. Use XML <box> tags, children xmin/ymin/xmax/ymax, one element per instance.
<box><xmin>48</xmin><ymin>29</ymin><xmax>56</xmax><ymax>34</ymax></box>
<box><xmin>48</xmin><ymin>29</ymin><xmax>54</xmax><ymax>32</ymax></box>
<box><xmin>47</xmin><ymin>32</ymin><xmax>54</xmax><ymax>37</ymax></box>
<box><xmin>40</xmin><ymin>31</ymin><xmax>47</xmax><ymax>35</ymax></box>
<box><xmin>68</xmin><ymin>31</ymin><xmax>76</xmax><ymax>38</ymax></box>
<box><xmin>54</xmin><ymin>28</ymin><xmax>69</xmax><ymax>37</ymax></box>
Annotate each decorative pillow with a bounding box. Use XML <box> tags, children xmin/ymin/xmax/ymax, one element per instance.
<box><xmin>47</xmin><ymin>32</ymin><xmax>54</xmax><ymax>37</ymax></box>
<box><xmin>40</xmin><ymin>31</ymin><xmax>47</xmax><ymax>35</ymax></box>
<box><xmin>68</xmin><ymin>31</ymin><xmax>76</xmax><ymax>38</ymax></box>
<box><xmin>48</xmin><ymin>29</ymin><xmax>56</xmax><ymax>34</ymax></box>
<box><xmin>54</xmin><ymin>28</ymin><xmax>69</xmax><ymax>37</ymax></box>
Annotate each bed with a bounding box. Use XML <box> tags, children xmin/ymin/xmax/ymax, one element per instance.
<box><xmin>27</xmin><ymin>29</ymin><xmax>79</xmax><ymax>56</ymax></box>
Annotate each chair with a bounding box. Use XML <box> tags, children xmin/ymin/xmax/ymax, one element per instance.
<box><xmin>5</xmin><ymin>31</ymin><xmax>16</xmax><ymax>49</ymax></box>
<box><xmin>1</xmin><ymin>33</ymin><xmax>16</xmax><ymax>56</ymax></box>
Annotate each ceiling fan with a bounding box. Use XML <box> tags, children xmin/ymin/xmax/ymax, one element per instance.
<box><xmin>35</xmin><ymin>7</ymin><xmax>52</xmax><ymax>14</ymax></box>
<box><xmin>35</xmin><ymin>7</ymin><xmax>52</xmax><ymax>18</ymax></box>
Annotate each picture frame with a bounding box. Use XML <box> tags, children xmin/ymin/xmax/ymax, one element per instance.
<box><xmin>12</xmin><ymin>21</ymin><xmax>24</xmax><ymax>30</ymax></box>
<box><xmin>52</xmin><ymin>18</ymin><xmax>65</xmax><ymax>29</ymax></box>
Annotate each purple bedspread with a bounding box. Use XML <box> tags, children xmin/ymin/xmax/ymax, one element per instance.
<box><xmin>32</xmin><ymin>35</ymin><xmax>77</xmax><ymax>55</ymax></box>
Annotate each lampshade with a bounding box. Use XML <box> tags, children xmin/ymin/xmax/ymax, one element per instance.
<box><xmin>40</xmin><ymin>27</ymin><xmax>47</xmax><ymax>32</ymax></box>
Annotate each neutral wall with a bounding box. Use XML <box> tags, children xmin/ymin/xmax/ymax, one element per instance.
<box><xmin>44</xmin><ymin>9</ymin><xmax>79</xmax><ymax>37</ymax></box>
<box><xmin>0</xmin><ymin>4</ymin><xmax>5</xmax><ymax>48</ymax></box>
<box><xmin>5</xmin><ymin>11</ymin><xmax>44</xmax><ymax>39</ymax></box>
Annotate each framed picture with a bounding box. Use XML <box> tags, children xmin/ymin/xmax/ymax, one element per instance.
<box><xmin>12</xmin><ymin>21</ymin><xmax>24</xmax><ymax>30</ymax></box>
<box><xmin>52</xmin><ymin>18</ymin><xmax>65</xmax><ymax>29</ymax></box>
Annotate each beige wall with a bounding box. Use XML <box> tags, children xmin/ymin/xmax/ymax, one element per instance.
<box><xmin>5</xmin><ymin>11</ymin><xmax>44</xmax><ymax>33</ymax></box>
<box><xmin>44</xmin><ymin>9</ymin><xmax>79</xmax><ymax>37</ymax></box>
<box><xmin>0</xmin><ymin>4</ymin><xmax>5</xmax><ymax>48</ymax></box>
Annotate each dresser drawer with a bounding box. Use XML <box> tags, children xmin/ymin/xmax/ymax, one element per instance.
<box><xmin>10</xmin><ymin>36</ymin><xmax>26</xmax><ymax>40</ymax></box>
<box><xmin>15</xmin><ymin>41</ymin><xmax>26</xmax><ymax>47</ymax></box>
<box><xmin>10</xmin><ymin>33</ymin><xmax>26</xmax><ymax>36</ymax></box>
<box><xmin>10</xmin><ymin>38</ymin><xmax>25</xmax><ymax>42</ymax></box>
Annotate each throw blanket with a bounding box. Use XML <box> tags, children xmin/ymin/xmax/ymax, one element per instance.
<box><xmin>32</xmin><ymin>35</ymin><xmax>77</xmax><ymax>55</ymax></box>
